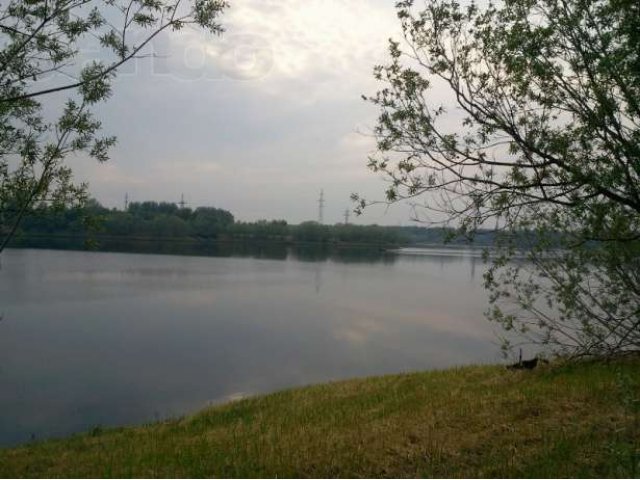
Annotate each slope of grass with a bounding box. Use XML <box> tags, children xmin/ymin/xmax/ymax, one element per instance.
<box><xmin>1</xmin><ymin>358</ymin><xmax>639</xmax><ymax>478</ymax></box>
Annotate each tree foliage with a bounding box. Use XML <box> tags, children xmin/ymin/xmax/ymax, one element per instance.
<box><xmin>362</xmin><ymin>0</ymin><xmax>640</xmax><ymax>356</ymax></box>
<box><xmin>0</xmin><ymin>0</ymin><xmax>227</xmax><ymax>253</ymax></box>
<box><xmin>14</xmin><ymin>199</ymin><xmax>411</xmax><ymax>245</ymax></box>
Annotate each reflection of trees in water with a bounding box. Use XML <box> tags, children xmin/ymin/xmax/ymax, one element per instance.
<box><xmin>9</xmin><ymin>237</ymin><xmax>292</xmax><ymax>259</ymax></box>
<box><xmin>10</xmin><ymin>240</ymin><xmax>488</xmax><ymax>298</ymax></box>
<box><xmin>9</xmin><ymin>238</ymin><xmax>485</xmax><ymax>281</ymax></box>
<box><xmin>9</xmin><ymin>237</ymin><xmax>399</xmax><ymax>264</ymax></box>
<box><xmin>314</xmin><ymin>263</ymin><xmax>322</xmax><ymax>294</ymax></box>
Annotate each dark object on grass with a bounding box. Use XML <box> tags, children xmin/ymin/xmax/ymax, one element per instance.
<box><xmin>507</xmin><ymin>349</ymin><xmax>540</xmax><ymax>370</ymax></box>
<box><xmin>520</xmin><ymin>357</ymin><xmax>539</xmax><ymax>370</ymax></box>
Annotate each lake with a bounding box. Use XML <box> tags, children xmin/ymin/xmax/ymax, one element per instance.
<box><xmin>0</xmin><ymin>245</ymin><xmax>502</xmax><ymax>447</ymax></box>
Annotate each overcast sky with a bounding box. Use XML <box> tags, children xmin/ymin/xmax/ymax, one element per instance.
<box><xmin>66</xmin><ymin>0</ymin><xmax>419</xmax><ymax>225</ymax></box>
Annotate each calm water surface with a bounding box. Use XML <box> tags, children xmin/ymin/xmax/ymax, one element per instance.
<box><xmin>0</xmin><ymin>246</ymin><xmax>500</xmax><ymax>447</ymax></box>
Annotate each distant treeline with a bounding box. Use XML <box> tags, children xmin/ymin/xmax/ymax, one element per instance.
<box><xmin>13</xmin><ymin>200</ymin><xmax>497</xmax><ymax>247</ymax></box>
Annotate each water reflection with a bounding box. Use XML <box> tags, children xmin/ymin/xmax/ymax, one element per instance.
<box><xmin>314</xmin><ymin>263</ymin><xmax>322</xmax><ymax>294</ymax></box>
<box><xmin>0</xmin><ymin>246</ymin><xmax>499</xmax><ymax>448</ymax></box>
<box><xmin>10</xmin><ymin>236</ymin><xmax>399</xmax><ymax>264</ymax></box>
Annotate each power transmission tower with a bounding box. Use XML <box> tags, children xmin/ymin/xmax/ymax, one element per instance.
<box><xmin>124</xmin><ymin>192</ymin><xmax>129</xmax><ymax>211</ymax></box>
<box><xmin>318</xmin><ymin>189</ymin><xmax>325</xmax><ymax>224</ymax></box>
<box><xmin>178</xmin><ymin>193</ymin><xmax>187</xmax><ymax>209</ymax></box>
<box><xmin>343</xmin><ymin>208</ymin><xmax>350</xmax><ymax>225</ymax></box>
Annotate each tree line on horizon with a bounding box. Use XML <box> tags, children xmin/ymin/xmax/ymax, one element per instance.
<box><xmin>11</xmin><ymin>199</ymin><xmax>490</xmax><ymax>247</ymax></box>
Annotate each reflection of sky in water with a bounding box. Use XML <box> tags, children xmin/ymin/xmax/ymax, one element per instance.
<box><xmin>0</xmin><ymin>248</ymin><xmax>501</xmax><ymax>447</ymax></box>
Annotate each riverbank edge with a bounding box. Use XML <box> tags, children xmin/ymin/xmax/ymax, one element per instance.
<box><xmin>8</xmin><ymin>232</ymin><xmax>405</xmax><ymax>249</ymax></box>
<box><xmin>1</xmin><ymin>357</ymin><xmax>638</xmax><ymax>477</ymax></box>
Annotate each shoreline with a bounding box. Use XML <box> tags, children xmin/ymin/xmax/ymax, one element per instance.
<box><xmin>1</xmin><ymin>358</ymin><xmax>638</xmax><ymax>477</ymax></box>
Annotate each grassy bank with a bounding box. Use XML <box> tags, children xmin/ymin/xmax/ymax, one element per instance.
<box><xmin>1</xmin><ymin>358</ymin><xmax>638</xmax><ymax>478</ymax></box>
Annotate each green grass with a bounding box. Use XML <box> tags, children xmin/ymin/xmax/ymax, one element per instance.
<box><xmin>1</xmin><ymin>358</ymin><xmax>639</xmax><ymax>478</ymax></box>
